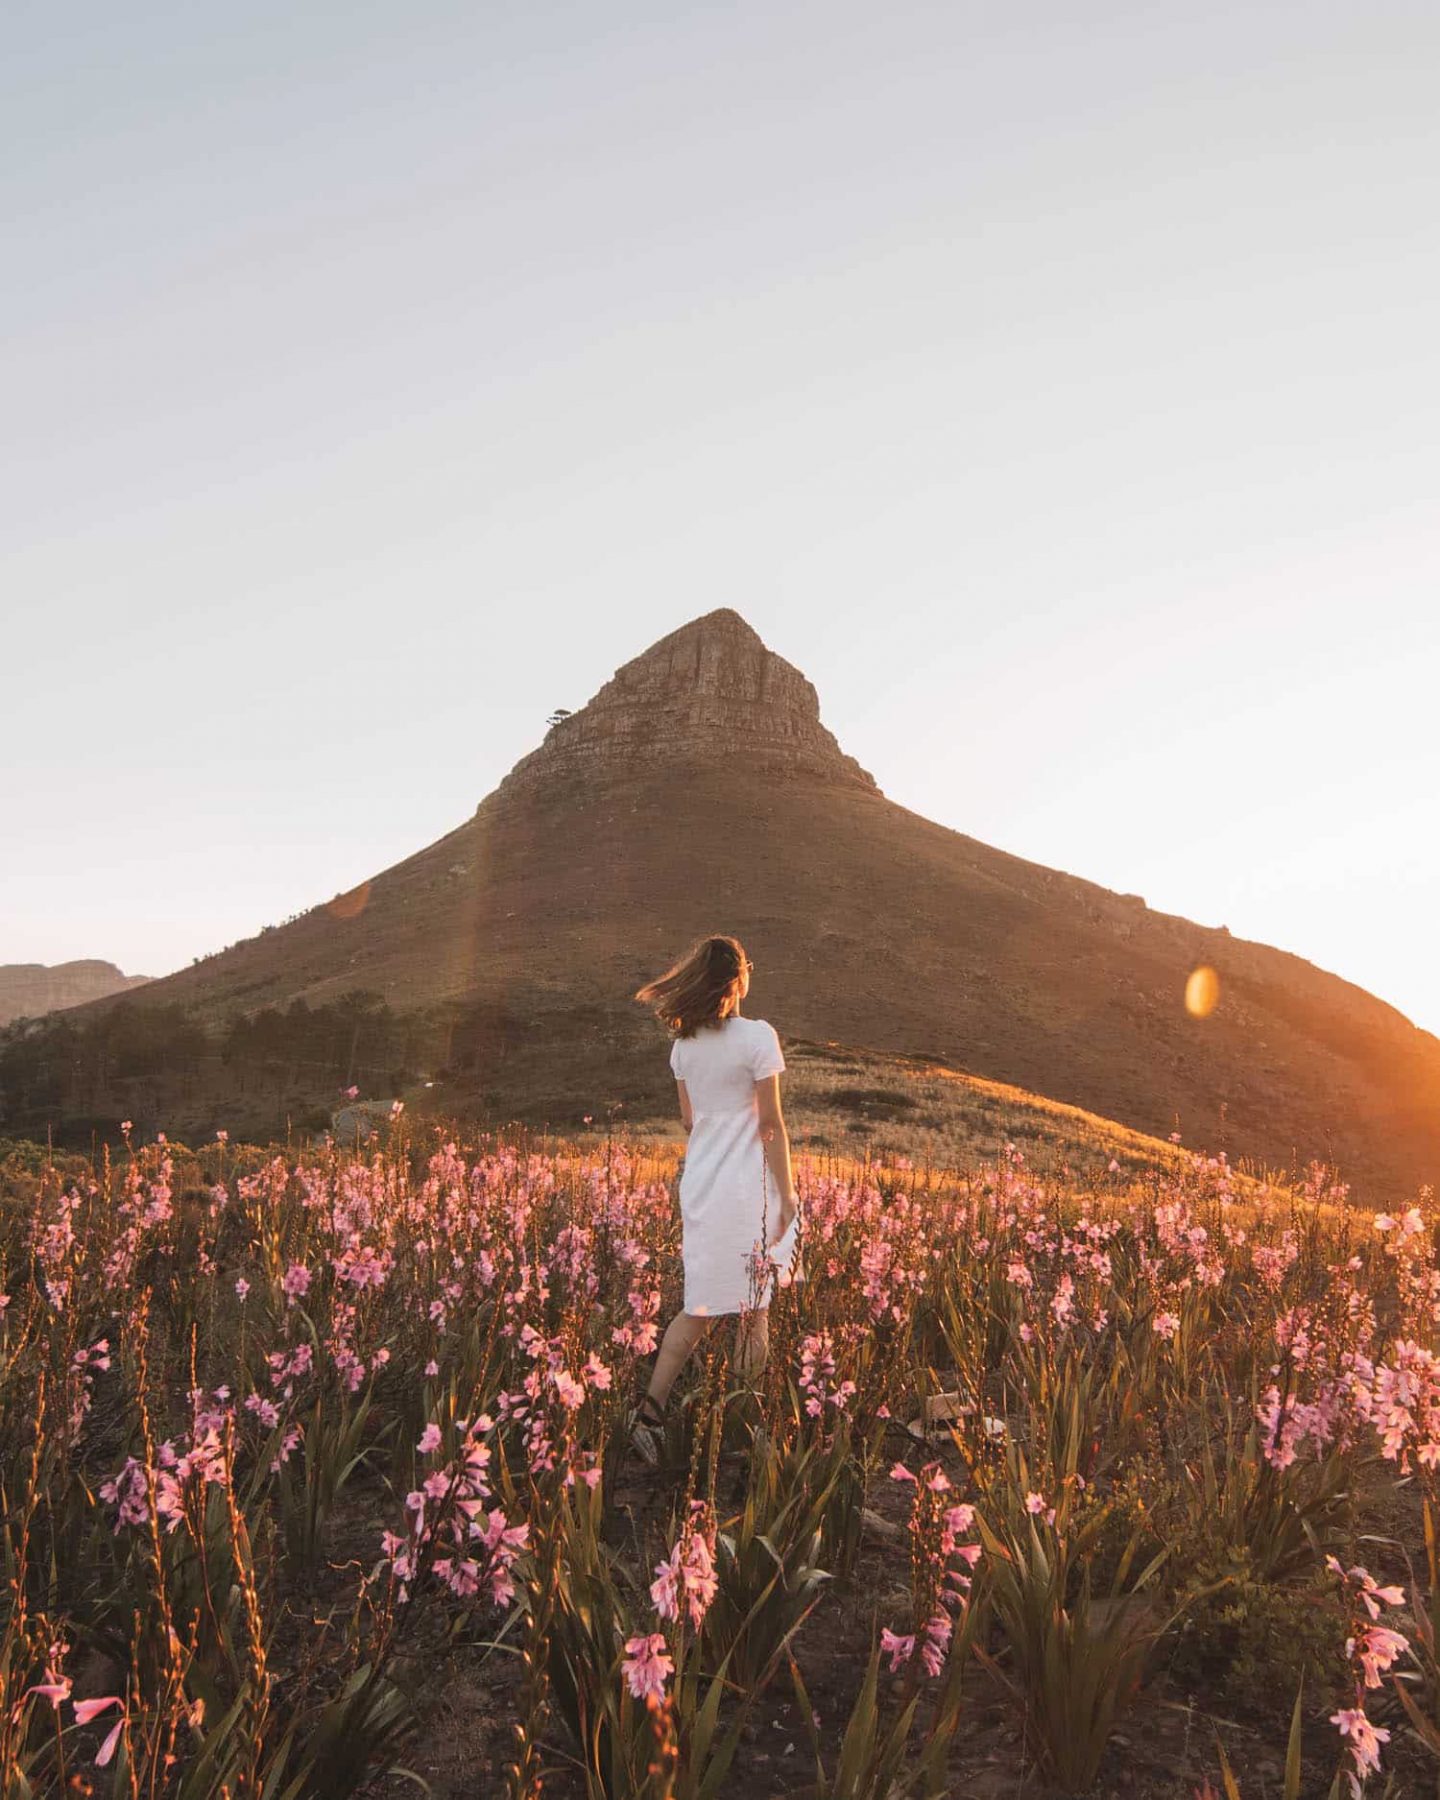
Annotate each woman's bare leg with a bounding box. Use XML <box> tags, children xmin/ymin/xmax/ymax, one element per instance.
<box><xmin>645</xmin><ymin>1310</ymin><xmax>715</xmax><ymax>1409</ymax></box>
<box><xmin>735</xmin><ymin>1307</ymin><xmax>769</xmax><ymax>1383</ymax></box>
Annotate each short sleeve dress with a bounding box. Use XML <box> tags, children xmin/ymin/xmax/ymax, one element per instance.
<box><xmin>669</xmin><ymin>1014</ymin><xmax>801</xmax><ymax>1315</ymax></box>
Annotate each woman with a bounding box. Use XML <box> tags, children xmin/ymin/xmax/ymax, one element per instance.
<box><xmin>628</xmin><ymin>934</ymin><xmax>800</xmax><ymax>1463</ymax></box>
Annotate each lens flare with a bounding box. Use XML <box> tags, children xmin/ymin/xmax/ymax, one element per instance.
<box><xmin>1185</xmin><ymin>966</ymin><xmax>1220</xmax><ymax>1018</ymax></box>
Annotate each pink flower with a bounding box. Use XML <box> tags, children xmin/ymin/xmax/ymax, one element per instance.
<box><xmin>74</xmin><ymin>1695</ymin><xmax>121</xmax><ymax>1725</ymax></box>
<box><xmin>650</xmin><ymin>1549</ymin><xmax>680</xmax><ymax>1620</ymax></box>
<box><xmin>418</xmin><ymin>1424</ymin><xmax>442</xmax><ymax>1455</ymax></box>
<box><xmin>27</xmin><ymin>1679</ymin><xmax>72</xmax><ymax>1707</ymax></box>
<box><xmin>1024</xmin><ymin>1490</ymin><xmax>1057</xmax><ymax>1526</ymax></box>
<box><xmin>880</xmin><ymin>1627</ymin><xmax>916</xmax><ymax>1671</ymax></box>
<box><xmin>96</xmin><ymin>1717</ymin><xmax>125</xmax><ymax>1765</ymax></box>
<box><xmin>553</xmin><ymin>1369</ymin><xmax>585</xmax><ymax>1409</ymax></box>
<box><xmin>1153</xmin><ymin>1311</ymin><xmax>1180</xmax><ymax>1340</ymax></box>
<box><xmin>918</xmin><ymin>1612</ymin><xmax>951</xmax><ymax>1678</ymax></box>
<box><xmin>282</xmin><ymin>1263</ymin><xmax>311</xmax><ymax>1301</ymax></box>
<box><xmin>1331</xmin><ymin>1707</ymin><xmax>1390</xmax><ymax>1783</ymax></box>
<box><xmin>76</xmin><ymin>1695</ymin><xmax>126</xmax><ymax>1768</ymax></box>
<box><xmin>215</xmin><ymin>1130</ymin><xmax>228</xmax><ymax>1143</ymax></box>
<box><xmin>890</xmin><ymin>1462</ymin><xmax>917</xmax><ymax>1483</ymax></box>
<box><xmin>1354</xmin><ymin>1624</ymin><xmax>1409</xmax><ymax>1689</ymax></box>
<box><xmin>650</xmin><ymin>1508</ymin><xmax>719</xmax><ymax>1629</ymax></box>
<box><xmin>234</xmin><ymin>1278</ymin><xmax>250</xmax><ymax>1301</ymax></box>
<box><xmin>621</xmin><ymin>1633</ymin><xmax>673</xmax><ymax>1702</ymax></box>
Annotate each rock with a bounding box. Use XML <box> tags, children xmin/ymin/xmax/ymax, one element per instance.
<box><xmin>493</xmin><ymin>609</ymin><xmax>878</xmax><ymax>800</ymax></box>
<box><xmin>861</xmin><ymin>1509</ymin><xmax>907</xmax><ymax>1546</ymax></box>
<box><xmin>331</xmin><ymin>1101</ymin><xmax>398</xmax><ymax>1145</ymax></box>
<box><xmin>904</xmin><ymin>1391</ymin><xmax>1007</xmax><ymax>1441</ymax></box>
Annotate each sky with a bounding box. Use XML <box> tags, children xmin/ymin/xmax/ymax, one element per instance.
<box><xmin>4</xmin><ymin>2</ymin><xmax>1438</xmax><ymax>1034</ymax></box>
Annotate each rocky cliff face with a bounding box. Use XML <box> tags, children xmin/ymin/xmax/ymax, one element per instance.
<box><xmin>0</xmin><ymin>960</ymin><xmax>152</xmax><ymax>1027</ymax></box>
<box><xmin>492</xmin><ymin>608</ymin><xmax>878</xmax><ymax>802</ymax></box>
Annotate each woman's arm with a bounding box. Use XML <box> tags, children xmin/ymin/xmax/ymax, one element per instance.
<box><xmin>676</xmin><ymin>1077</ymin><xmax>693</xmax><ymax>1134</ymax></box>
<box><xmin>754</xmin><ymin>1074</ymin><xmax>796</xmax><ymax>1243</ymax></box>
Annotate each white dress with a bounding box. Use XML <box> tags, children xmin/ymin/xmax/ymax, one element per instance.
<box><xmin>670</xmin><ymin>1014</ymin><xmax>801</xmax><ymax>1315</ymax></box>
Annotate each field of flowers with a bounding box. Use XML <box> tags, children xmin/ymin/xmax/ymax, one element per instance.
<box><xmin>2</xmin><ymin>1121</ymin><xmax>1439</xmax><ymax>1799</ymax></box>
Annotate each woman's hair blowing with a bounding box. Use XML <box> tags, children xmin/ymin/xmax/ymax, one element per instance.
<box><xmin>635</xmin><ymin>934</ymin><xmax>748</xmax><ymax>1037</ymax></box>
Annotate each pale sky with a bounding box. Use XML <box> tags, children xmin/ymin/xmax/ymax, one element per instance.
<box><xmin>4</xmin><ymin>2</ymin><xmax>1438</xmax><ymax>1035</ymax></box>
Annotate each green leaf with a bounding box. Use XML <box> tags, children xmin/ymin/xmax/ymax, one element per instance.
<box><xmin>832</xmin><ymin>1644</ymin><xmax>880</xmax><ymax>1799</ymax></box>
<box><xmin>1393</xmin><ymin>1673</ymin><xmax>1440</xmax><ymax>1756</ymax></box>
<box><xmin>1283</xmin><ymin>1681</ymin><xmax>1304</xmax><ymax>1800</ymax></box>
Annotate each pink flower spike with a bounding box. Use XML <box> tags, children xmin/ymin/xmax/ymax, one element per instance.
<box><xmin>621</xmin><ymin>1632</ymin><xmax>673</xmax><ymax>1702</ymax></box>
<box><xmin>1331</xmin><ymin>1707</ymin><xmax>1390</xmax><ymax>1780</ymax></box>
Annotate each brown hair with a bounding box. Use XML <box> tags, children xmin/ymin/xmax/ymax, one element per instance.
<box><xmin>634</xmin><ymin>934</ymin><xmax>749</xmax><ymax>1038</ymax></box>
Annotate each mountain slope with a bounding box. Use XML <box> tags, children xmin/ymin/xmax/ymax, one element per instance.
<box><xmin>47</xmin><ymin>610</ymin><xmax>1440</xmax><ymax>1198</ymax></box>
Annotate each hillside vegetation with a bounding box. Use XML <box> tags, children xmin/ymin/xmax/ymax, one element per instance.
<box><xmin>1</xmin><ymin>994</ymin><xmax>1260</xmax><ymax>1193</ymax></box>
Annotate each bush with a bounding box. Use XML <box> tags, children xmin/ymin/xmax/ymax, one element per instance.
<box><xmin>1169</xmin><ymin>1545</ymin><xmax>1349</xmax><ymax>1717</ymax></box>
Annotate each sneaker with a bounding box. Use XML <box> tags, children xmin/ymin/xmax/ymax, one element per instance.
<box><xmin>629</xmin><ymin>1418</ymin><xmax>661</xmax><ymax>1466</ymax></box>
<box><xmin>628</xmin><ymin>1398</ymin><xmax>665</xmax><ymax>1466</ymax></box>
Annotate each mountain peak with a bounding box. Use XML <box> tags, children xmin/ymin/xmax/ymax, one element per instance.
<box><xmin>494</xmin><ymin>611</ymin><xmax>878</xmax><ymax>799</ymax></box>
<box><xmin>0</xmin><ymin>959</ymin><xmax>152</xmax><ymax>1028</ymax></box>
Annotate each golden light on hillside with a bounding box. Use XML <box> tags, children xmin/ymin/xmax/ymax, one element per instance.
<box><xmin>1185</xmin><ymin>965</ymin><xmax>1220</xmax><ymax>1018</ymax></box>
<box><xmin>327</xmin><ymin>880</ymin><xmax>371</xmax><ymax>920</ymax></box>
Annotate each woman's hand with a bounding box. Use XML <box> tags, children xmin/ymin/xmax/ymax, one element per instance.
<box><xmin>767</xmin><ymin>1196</ymin><xmax>797</xmax><ymax>1249</ymax></box>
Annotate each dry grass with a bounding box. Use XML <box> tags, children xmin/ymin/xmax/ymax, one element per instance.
<box><xmin>586</xmin><ymin>1036</ymin><xmax>1248</xmax><ymax>1188</ymax></box>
